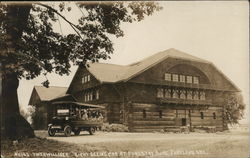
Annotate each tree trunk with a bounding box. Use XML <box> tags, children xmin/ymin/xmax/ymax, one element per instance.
<box><xmin>1</xmin><ymin>73</ymin><xmax>35</xmax><ymax>140</ymax></box>
<box><xmin>1</xmin><ymin>4</ymin><xmax>34</xmax><ymax>140</ymax></box>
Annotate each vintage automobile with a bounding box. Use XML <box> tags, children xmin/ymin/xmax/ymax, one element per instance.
<box><xmin>48</xmin><ymin>101</ymin><xmax>104</xmax><ymax>137</ymax></box>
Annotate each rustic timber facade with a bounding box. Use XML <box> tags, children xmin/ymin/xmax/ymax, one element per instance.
<box><xmin>29</xmin><ymin>48</ymin><xmax>240</xmax><ymax>131</ymax></box>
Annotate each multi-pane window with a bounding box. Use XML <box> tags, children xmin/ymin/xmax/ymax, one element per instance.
<box><xmin>179</xmin><ymin>75</ymin><xmax>185</xmax><ymax>83</ymax></box>
<box><xmin>172</xmin><ymin>74</ymin><xmax>179</xmax><ymax>82</ymax></box>
<box><xmin>173</xmin><ymin>89</ymin><xmax>179</xmax><ymax>98</ymax></box>
<box><xmin>200</xmin><ymin>91</ymin><xmax>206</xmax><ymax>100</ymax></box>
<box><xmin>157</xmin><ymin>88</ymin><xmax>164</xmax><ymax>98</ymax></box>
<box><xmin>180</xmin><ymin>90</ymin><xmax>186</xmax><ymax>99</ymax></box>
<box><xmin>164</xmin><ymin>88</ymin><xmax>172</xmax><ymax>98</ymax></box>
<box><xmin>165</xmin><ymin>73</ymin><xmax>171</xmax><ymax>81</ymax></box>
<box><xmin>84</xmin><ymin>89</ymin><xmax>99</xmax><ymax>101</ymax></box>
<box><xmin>82</xmin><ymin>75</ymin><xmax>91</xmax><ymax>84</ymax></box>
<box><xmin>187</xmin><ymin>90</ymin><xmax>193</xmax><ymax>99</ymax></box>
<box><xmin>186</xmin><ymin>76</ymin><xmax>192</xmax><ymax>83</ymax></box>
<box><xmin>193</xmin><ymin>91</ymin><xmax>199</xmax><ymax>100</ymax></box>
<box><xmin>193</xmin><ymin>76</ymin><xmax>199</xmax><ymax>84</ymax></box>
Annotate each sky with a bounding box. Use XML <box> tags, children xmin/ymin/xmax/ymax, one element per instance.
<box><xmin>18</xmin><ymin>1</ymin><xmax>249</xmax><ymax>123</ymax></box>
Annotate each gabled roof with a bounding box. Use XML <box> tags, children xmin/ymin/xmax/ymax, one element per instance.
<box><xmin>86</xmin><ymin>48</ymin><xmax>211</xmax><ymax>83</ymax></box>
<box><xmin>34</xmin><ymin>86</ymin><xmax>68</xmax><ymax>101</ymax></box>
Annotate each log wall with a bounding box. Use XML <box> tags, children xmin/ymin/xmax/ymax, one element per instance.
<box><xmin>128</xmin><ymin>103</ymin><xmax>223</xmax><ymax>132</ymax></box>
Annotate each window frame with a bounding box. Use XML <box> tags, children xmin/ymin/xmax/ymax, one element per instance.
<box><xmin>172</xmin><ymin>74</ymin><xmax>179</xmax><ymax>82</ymax></box>
<box><xmin>186</xmin><ymin>75</ymin><xmax>193</xmax><ymax>83</ymax></box>
<box><xmin>165</xmin><ymin>73</ymin><xmax>172</xmax><ymax>81</ymax></box>
<box><xmin>179</xmin><ymin>75</ymin><xmax>185</xmax><ymax>83</ymax></box>
<box><xmin>193</xmin><ymin>76</ymin><xmax>199</xmax><ymax>84</ymax></box>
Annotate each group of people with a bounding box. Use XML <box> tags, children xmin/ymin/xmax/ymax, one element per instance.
<box><xmin>75</xmin><ymin>108</ymin><xmax>103</xmax><ymax>121</ymax></box>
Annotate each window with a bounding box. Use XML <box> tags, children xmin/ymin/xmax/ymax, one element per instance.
<box><xmin>165</xmin><ymin>73</ymin><xmax>171</xmax><ymax>81</ymax></box>
<box><xmin>87</xmin><ymin>75</ymin><xmax>90</xmax><ymax>82</ymax></box>
<box><xmin>179</xmin><ymin>75</ymin><xmax>185</xmax><ymax>83</ymax></box>
<box><xmin>143</xmin><ymin>109</ymin><xmax>146</xmax><ymax>118</ymax></box>
<box><xmin>82</xmin><ymin>75</ymin><xmax>91</xmax><ymax>84</ymax></box>
<box><xmin>165</xmin><ymin>88</ymin><xmax>172</xmax><ymax>98</ymax></box>
<box><xmin>92</xmin><ymin>91</ymin><xmax>96</xmax><ymax>100</ymax></box>
<box><xmin>173</xmin><ymin>89</ymin><xmax>179</xmax><ymax>98</ymax></box>
<box><xmin>180</xmin><ymin>90</ymin><xmax>186</xmax><ymax>99</ymax></box>
<box><xmin>84</xmin><ymin>93</ymin><xmax>87</xmax><ymax>101</ymax></box>
<box><xmin>87</xmin><ymin>92</ymin><xmax>90</xmax><ymax>101</ymax></box>
<box><xmin>157</xmin><ymin>88</ymin><xmax>164</xmax><ymax>98</ymax></box>
<box><xmin>89</xmin><ymin>92</ymin><xmax>93</xmax><ymax>101</ymax></box>
<box><xmin>213</xmin><ymin>112</ymin><xmax>216</xmax><ymax>119</ymax></box>
<box><xmin>172</xmin><ymin>74</ymin><xmax>179</xmax><ymax>82</ymax></box>
<box><xmin>186</xmin><ymin>76</ymin><xmax>192</xmax><ymax>83</ymax></box>
<box><xmin>200</xmin><ymin>91</ymin><xmax>206</xmax><ymax>100</ymax></box>
<box><xmin>159</xmin><ymin>110</ymin><xmax>163</xmax><ymax>118</ymax></box>
<box><xmin>193</xmin><ymin>76</ymin><xmax>199</xmax><ymax>84</ymax></box>
<box><xmin>187</xmin><ymin>90</ymin><xmax>193</xmax><ymax>100</ymax></box>
<box><xmin>96</xmin><ymin>90</ymin><xmax>99</xmax><ymax>100</ymax></box>
<box><xmin>200</xmin><ymin>112</ymin><xmax>204</xmax><ymax>119</ymax></box>
<box><xmin>193</xmin><ymin>91</ymin><xmax>199</xmax><ymax>100</ymax></box>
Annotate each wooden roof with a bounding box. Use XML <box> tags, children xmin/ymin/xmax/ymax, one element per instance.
<box><xmin>86</xmin><ymin>48</ymin><xmax>211</xmax><ymax>83</ymax></box>
<box><xmin>34</xmin><ymin>86</ymin><xmax>68</xmax><ymax>101</ymax></box>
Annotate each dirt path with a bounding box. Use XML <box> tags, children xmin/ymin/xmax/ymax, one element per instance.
<box><xmin>35</xmin><ymin>130</ymin><xmax>247</xmax><ymax>145</ymax></box>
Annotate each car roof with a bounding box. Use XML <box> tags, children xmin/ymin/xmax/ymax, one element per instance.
<box><xmin>52</xmin><ymin>101</ymin><xmax>104</xmax><ymax>109</ymax></box>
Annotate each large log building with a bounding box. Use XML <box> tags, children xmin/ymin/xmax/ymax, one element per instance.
<box><xmin>29</xmin><ymin>48</ymin><xmax>240</xmax><ymax>131</ymax></box>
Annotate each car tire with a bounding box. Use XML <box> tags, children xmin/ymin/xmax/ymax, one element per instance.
<box><xmin>64</xmin><ymin>125</ymin><xmax>72</xmax><ymax>137</ymax></box>
<box><xmin>48</xmin><ymin>126</ymin><xmax>56</xmax><ymax>136</ymax></box>
<box><xmin>89</xmin><ymin>127</ymin><xmax>95</xmax><ymax>135</ymax></box>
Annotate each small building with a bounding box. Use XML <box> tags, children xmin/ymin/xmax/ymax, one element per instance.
<box><xmin>28</xmin><ymin>86</ymin><xmax>75</xmax><ymax>129</ymax></box>
<box><xmin>29</xmin><ymin>48</ymin><xmax>240</xmax><ymax>131</ymax></box>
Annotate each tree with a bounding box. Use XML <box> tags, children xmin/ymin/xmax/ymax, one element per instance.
<box><xmin>224</xmin><ymin>93</ymin><xmax>245</xmax><ymax>126</ymax></box>
<box><xmin>0</xmin><ymin>2</ymin><xmax>161</xmax><ymax>139</ymax></box>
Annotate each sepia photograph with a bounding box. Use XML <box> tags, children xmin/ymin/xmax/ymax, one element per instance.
<box><xmin>0</xmin><ymin>1</ymin><xmax>249</xmax><ymax>158</ymax></box>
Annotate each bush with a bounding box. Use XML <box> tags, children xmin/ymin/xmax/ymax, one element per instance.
<box><xmin>101</xmin><ymin>123</ymin><xmax>129</xmax><ymax>132</ymax></box>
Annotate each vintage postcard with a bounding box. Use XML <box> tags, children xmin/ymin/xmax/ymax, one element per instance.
<box><xmin>0</xmin><ymin>1</ymin><xmax>249</xmax><ymax>158</ymax></box>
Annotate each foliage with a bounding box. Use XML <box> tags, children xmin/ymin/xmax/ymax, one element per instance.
<box><xmin>101</xmin><ymin>123</ymin><xmax>129</xmax><ymax>132</ymax></box>
<box><xmin>0</xmin><ymin>2</ymin><xmax>162</xmax><ymax>82</ymax></box>
<box><xmin>224</xmin><ymin>93</ymin><xmax>245</xmax><ymax>125</ymax></box>
<box><xmin>20</xmin><ymin>105</ymin><xmax>36</xmax><ymax>124</ymax></box>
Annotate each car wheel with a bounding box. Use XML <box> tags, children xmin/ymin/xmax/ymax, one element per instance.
<box><xmin>48</xmin><ymin>126</ymin><xmax>56</xmax><ymax>136</ymax></box>
<box><xmin>74</xmin><ymin>129</ymin><xmax>81</xmax><ymax>136</ymax></box>
<box><xmin>64</xmin><ymin>125</ymin><xmax>72</xmax><ymax>137</ymax></box>
<box><xmin>89</xmin><ymin>127</ymin><xmax>95</xmax><ymax>135</ymax></box>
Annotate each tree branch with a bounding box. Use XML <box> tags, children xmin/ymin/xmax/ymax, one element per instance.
<box><xmin>35</xmin><ymin>2</ymin><xmax>85</xmax><ymax>41</ymax></box>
